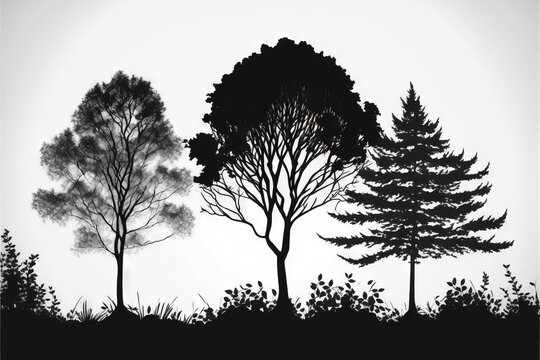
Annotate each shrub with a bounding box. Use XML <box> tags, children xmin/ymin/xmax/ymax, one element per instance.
<box><xmin>213</xmin><ymin>281</ymin><xmax>277</xmax><ymax>319</ymax></box>
<box><xmin>425</xmin><ymin>265</ymin><xmax>539</xmax><ymax>319</ymax></box>
<box><xmin>302</xmin><ymin>273</ymin><xmax>400</xmax><ymax>321</ymax></box>
<box><xmin>0</xmin><ymin>229</ymin><xmax>61</xmax><ymax>318</ymax></box>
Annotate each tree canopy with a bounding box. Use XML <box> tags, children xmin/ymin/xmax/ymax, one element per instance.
<box><xmin>188</xmin><ymin>38</ymin><xmax>381</xmax><ymax>313</ymax></box>
<box><xmin>190</xmin><ymin>37</ymin><xmax>381</xmax><ymax>186</ymax></box>
<box><xmin>32</xmin><ymin>71</ymin><xmax>194</xmax><ymax>311</ymax></box>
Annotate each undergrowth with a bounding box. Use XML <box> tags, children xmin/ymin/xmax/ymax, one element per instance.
<box><xmin>0</xmin><ymin>230</ymin><xmax>61</xmax><ymax>319</ymax></box>
<box><xmin>2</xmin><ymin>229</ymin><xmax>538</xmax><ymax>323</ymax></box>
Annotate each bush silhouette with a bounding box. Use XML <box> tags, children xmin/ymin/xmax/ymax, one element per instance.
<box><xmin>0</xmin><ymin>229</ymin><xmax>61</xmax><ymax>318</ymax></box>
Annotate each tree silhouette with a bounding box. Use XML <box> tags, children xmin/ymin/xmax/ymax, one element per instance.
<box><xmin>322</xmin><ymin>84</ymin><xmax>512</xmax><ymax>317</ymax></box>
<box><xmin>188</xmin><ymin>38</ymin><xmax>381</xmax><ymax>314</ymax></box>
<box><xmin>32</xmin><ymin>72</ymin><xmax>194</xmax><ymax>316</ymax></box>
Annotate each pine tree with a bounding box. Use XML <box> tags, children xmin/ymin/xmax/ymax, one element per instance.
<box><xmin>322</xmin><ymin>83</ymin><xmax>513</xmax><ymax>317</ymax></box>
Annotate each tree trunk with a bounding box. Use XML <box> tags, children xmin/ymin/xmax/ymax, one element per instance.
<box><xmin>407</xmin><ymin>250</ymin><xmax>417</xmax><ymax>316</ymax></box>
<box><xmin>274</xmin><ymin>221</ymin><xmax>293</xmax><ymax>316</ymax></box>
<box><xmin>106</xmin><ymin>237</ymin><xmax>137</xmax><ymax>322</ymax></box>
<box><xmin>115</xmin><ymin>253</ymin><xmax>125</xmax><ymax>310</ymax></box>
<box><xmin>275</xmin><ymin>255</ymin><xmax>292</xmax><ymax>311</ymax></box>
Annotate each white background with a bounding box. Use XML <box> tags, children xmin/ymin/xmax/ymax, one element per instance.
<box><xmin>1</xmin><ymin>0</ymin><xmax>538</xmax><ymax>314</ymax></box>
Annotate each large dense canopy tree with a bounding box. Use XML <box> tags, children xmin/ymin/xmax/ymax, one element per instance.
<box><xmin>188</xmin><ymin>38</ymin><xmax>381</xmax><ymax>313</ymax></box>
<box><xmin>32</xmin><ymin>71</ymin><xmax>194</xmax><ymax>315</ymax></box>
<box><xmin>322</xmin><ymin>84</ymin><xmax>512</xmax><ymax>317</ymax></box>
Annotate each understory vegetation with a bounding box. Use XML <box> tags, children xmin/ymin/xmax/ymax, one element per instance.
<box><xmin>5</xmin><ymin>226</ymin><xmax>536</xmax><ymax>323</ymax></box>
<box><xmin>2</xmin><ymin>230</ymin><xmax>538</xmax><ymax>359</ymax></box>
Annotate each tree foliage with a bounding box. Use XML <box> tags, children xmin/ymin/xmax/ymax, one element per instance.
<box><xmin>323</xmin><ymin>84</ymin><xmax>511</xmax><ymax>265</ymax></box>
<box><xmin>33</xmin><ymin>71</ymin><xmax>193</xmax><ymax>254</ymax></box>
<box><xmin>188</xmin><ymin>38</ymin><xmax>381</xmax><ymax>310</ymax></box>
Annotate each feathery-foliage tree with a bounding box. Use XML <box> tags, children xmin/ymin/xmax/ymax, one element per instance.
<box><xmin>322</xmin><ymin>84</ymin><xmax>512</xmax><ymax>316</ymax></box>
<box><xmin>32</xmin><ymin>72</ymin><xmax>194</xmax><ymax>316</ymax></box>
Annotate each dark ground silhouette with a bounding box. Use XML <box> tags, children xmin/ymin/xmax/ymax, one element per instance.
<box><xmin>2</xmin><ymin>230</ymin><xmax>539</xmax><ymax>359</ymax></box>
<box><xmin>2</xmin><ymin>303</ymin><xmax>538</xmax><ymax>360</ymax></box>
<box><xmin>2</xmin><ymin>272</ymin><xmax>538</xmax><ymax>359</ymax></box>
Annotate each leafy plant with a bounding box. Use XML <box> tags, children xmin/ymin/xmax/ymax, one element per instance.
<box><xmin>218</xmin><ymin>281</ymin><xmax>277</xmax><ymax>316</ymax></box>
<box><xmin>303</xmin><ymin>273</ymin><xmax>399</xmax><ymax>321</ymax></box>
<box><xmin>500</xmin><ymin>264</ymin><xmax>539</xmax><ymax>317</ymax></box>
<box><xmin>0</xmin><ymin>229</ymin><xmax>61</xmax><ymax>318</ymax></box>
<box><xmin>425</xmin><ymin>265</ymin><xmax>539</xmax><ymax>319</ymax></box>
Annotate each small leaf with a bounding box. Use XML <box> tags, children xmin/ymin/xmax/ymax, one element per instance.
<box><xmin>318</xmin><ymin>274</ymin><xmax>323</xmax><ymax>281</ymax></box>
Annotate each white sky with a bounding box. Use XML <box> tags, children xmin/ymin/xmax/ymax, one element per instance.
<box><xmin>1</xmin><ymin>0</ymin><xmax>538</xmax><ymax>314</ymax></box>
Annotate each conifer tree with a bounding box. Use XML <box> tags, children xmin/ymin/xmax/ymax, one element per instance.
<box><xmin>322</xmin><ymin>84</ymin><xmax>512</xmax><ymax>317</ymax></box>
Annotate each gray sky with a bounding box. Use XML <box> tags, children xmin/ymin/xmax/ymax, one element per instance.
<box><xmin>1</xmin><ymin>0</ymin><xmax>538</xmax><ymax>313</ymax></box>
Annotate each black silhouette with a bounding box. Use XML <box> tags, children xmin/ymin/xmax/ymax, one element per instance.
<box><xmin>1</xmin><ymin>231</ymin><xmax>538</xmax><ymax>359</ymax></box>
<box><xmin>322</xmin><ymin>84</ymin><xmax>513</xmax><ymax>317</ymax></box>
<box><xmin>31</xmin><ymin>72</ymin><xmax>194</xmax><ymax>318</ymax></box>
<box><xmin>188</xmin><ymin>38</ymin><xmax>380</xmax><ymax>314</ymax></box>
<box><xmin>0</xmin><ymin>230</ymin><xmax>61</xmax><ymax>318</ymax></box>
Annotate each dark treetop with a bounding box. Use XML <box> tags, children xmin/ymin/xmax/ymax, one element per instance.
<box><xmin>188</xmin><ymin>38</ymin><xmax>381</xmax><ymax>311</ymax></box>
<box><xmin>189</xmin><ymin>37</ymin><xmax>381</xmax><ymax>187</ymax></box>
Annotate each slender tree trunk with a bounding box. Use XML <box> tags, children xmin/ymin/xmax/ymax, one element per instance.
<box><xmin>408</xmin><ymin>250</ymin><xmax>417</xmax><ymax>316</ymax></box>
<box><xmin>107</xmin><ymin>234</ymin><xmax>137</xmax><ymax>321</ymax></box>
<box><xmin>406</xmin><ymin>220</ymin><xmax>418</xmax><ymax>318</ymax></box>
<box><xmin>115</xmin><ymin>252</ymin><xmax>125</xmax><ymax>310</ymax></box>
<box><xmin>276</xmin><ymin>255</ymin><xmax>290</xmax><ymax>308</ymax></box>
<box><xmin>275</xmin><ymin>221</ymin><xmax>293</xmax><ymax>316</ymax></box>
